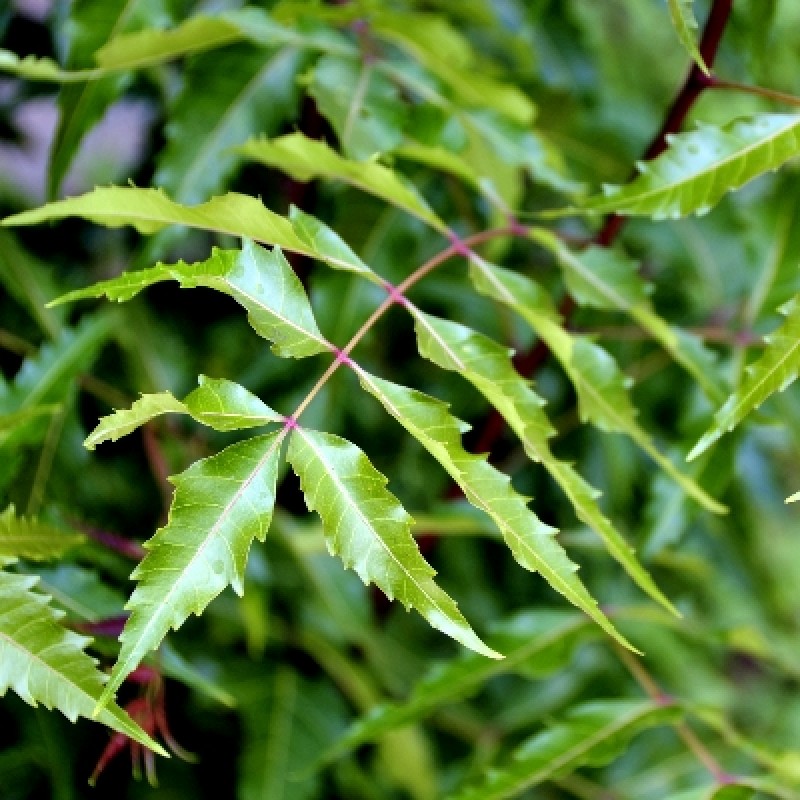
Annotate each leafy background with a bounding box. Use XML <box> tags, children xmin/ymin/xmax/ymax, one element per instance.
<box><xmin>1</xmin><ymin>0</ymin><xmax>800</xmax><ymax>798</ymax></box>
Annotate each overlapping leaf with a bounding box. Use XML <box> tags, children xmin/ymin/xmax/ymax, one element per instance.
<box><xmin>85</xmin><ymin>375</ymin><xmax>282</xmax><ymax>449</ymax></box>
<box><xmin>448</xmin><ymin>700</ymin><xmax>680</xmax><ymax>800</ymax></box>
<box><xmin>0</xmin><ymin>565</ymin><xmax>165</xmax><ymax>753</ymax></box>
<box><xmin>237</xmin><ymin>133</ymin><xmax>446</xmax><ymax>230</ymax></box>
<box><xmin>690</xmin><ymin>294</ymin><xmax>800</xmax><ymax>459</ymax></box>
<box><xmin>287</xmin><ymin>427</ymin><xmax>499</xmax><ymax>659</ymax></box>
<box><xmin>529</xmin><ymin>229</ymin><xmax>724</xmax><ymax>403</ymax></box>
<box><xmin>352</xmin><ymin>367</ymin><xmax>631</xmax><ymax>648</ymax></box>
<box><xmin>404</xmin><ymin>311</ymin><xmax>677</xmax><ymax>610</ymax></box>
<box><xmin>467</xmin><ymin>256</ymin><xmax>725</xmax><ymax>514</ymax></box>
<box><xmin>96</xmin><ymin>432</ymin><xmax>283</xmax><ymax>712</ymax></box>
<box><xmin>0</xmin><ymin>506</ymin><xmax>84</xmax><ymax>560</ymax></box>
<box><xmin>53</xmin><ymin>240</ymin><xmax>329</xmax><ymax>358</ymax></box>
<box><xmin>563</xmin><ymin>113</ymin><xmax>800</xmax><ymax>219</ymax></box>
<box><xmin>327</xmin><ymin>610</ymin><xmax>594</xmax><ymax>759</ymax></box>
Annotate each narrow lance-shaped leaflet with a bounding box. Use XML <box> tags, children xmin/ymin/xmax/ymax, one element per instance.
<box><xmin>352</xmin><ymin>365</ymin><xmax>633</xmax><ymax>650</ymax></box>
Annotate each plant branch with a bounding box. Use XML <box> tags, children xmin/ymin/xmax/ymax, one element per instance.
<box><xmin>708</xmin><ymin>77</ymin><xmax>800</xmax><ymax>108</ymax></box>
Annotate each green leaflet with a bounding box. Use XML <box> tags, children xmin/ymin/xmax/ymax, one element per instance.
<box><xmin>155</xmin><ymin>45</ymin><xmax>305</xmax><ymax>207</ymax></box>
<box><xmin>0</xmin><ymin>506</ymin><xmax>84</xmax><ymax>560</ymax></box>
<box><xmin>238</xmin><ymin>668</ymin><xmax>347</xmax><ymax>800</ymax></box>
<box><xmin>0</xmin><ymin>50</ymin><xmax>92</xmax><ymax>82</ymax></box>
<box><xmin>467</xmin><ymin>256</ymin><xmax>725</xmax><ymax>514</ymax></box>
<box><xmin>237</xmin><ymin>133</ymin><xmax>447</xmax><ymax>231</ymax></box>
<box><xmin>352</xmin><ymin>367</ymin><xmax>632</xmax><ymax>649</ymax></box>
<box><xmin>0</xmin><ymin>566</ymin><xmax>166</xmax><ymax>754</ymax></box>
<box><xmin>49</xmin><ymin>0</ymin><xmax>171</xmax><ymax>198</ymax></box>
<box><xmin>327</xmin><ymin>611</ymin><xmax>594</xmax><ymax>759</ymax></box>
<box><xmin>529</xmin><ymin>229</ymin><xmax>724</xmax><ymax>403</ymax></box>
<box><xmin>96</xmin><ymin>431</ymin><xmax>283</xmax><ymax>713</ymax></box>
<box><xmin>447</xmin><ymin>700</ymin><xmax>680</xmax><ymax>800</ymax></box>
<box><xmin>690</xmin><ymin>294</ymin><xmax>800</xmax><ymax>460</ymax></box>
<box><xmin>666</xmin><ymin>0</ymin><xmax>708</xmax><ymax>74</ymax></box>
<box><xmin>407</xmin><ymin>310</ymin><xmax>678</xmax><ymax>610</ymax></box>
<box><xmin>371</xmin><ymin>11</ymin><xmax>535</xmax><ymax>125</ymax></box>
<box><xmin>85</xmin><ymin>375</ymin><xmax>282</xmax><ymax>449</ymax></box>
<box><xmin>4</xmin><ymin>189</ymin><xmax>371</xmax><ymax>277</ymax></box>
<box><xmin>53</xmin><ymin>240</ymin><xmax>329</xmax><ymax>358</ymax></box>
<box><xmin>666</xmin><ymin>787</ymin><xmax>754</xmax><ymax>800</ymax></box>
<box><xmin>563</xmin><ymin>113</ymin><xmax>800</xmax><ymax>219</ymax></box>
<box><xmin>310</xmin><ymin>55</ymin><xmax>407</xmax><ymax>160</ymax></box>
<box><xmin>286</xmin><ymin>427</ymin><xmax>500</xmax><ymax>660</ymax></box>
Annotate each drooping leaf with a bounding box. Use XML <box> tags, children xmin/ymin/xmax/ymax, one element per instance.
<box><xmin>52</xmin><ymin>240</ymin><xmax>330</xmax><ymax>357</ymax></box>
<box><xmin>96</xmin><ymin>432</ymin><xmax>283</xmax><ymax>712</ymax></box>
<box><xmin>155</xmin><ymin>44</ymin><xmax>306</xmax><ymax>206</ymax></box>
<box><xmin>564</xmin><ymin>114</ymin><xmax>800</xmax><ymax>220</ymax></box>
<box><xmin>690</xmin><ymin>294</ymin><xmax>800</xmax><ymax>460</ymax></box>
<box><xmin>352</xmin><ymin>367</ymin><xmax>632</xmax><ymax>649</ymax></box>
<box><xmin>327</xmin><ymin>610</ymin><xmax>594</xmax><ymax>758</ymax></box>
<box><xmin>238</xmin><ymin>668</ymin><xmax>348</xmax><ymax>800</ymax></box>
<box><xmin>448</xmin><ymin>700</ymin><xmax>681</xmax><ymax>800</ymax></box>
<box><xmin>403</xmin><ymin>311</ymin><xmax>677</xmax><ymax>610</ymax></box>
<box><xmin>49</xmin><ymin>0</ymin><xmax>173</xmax><ymax>197</ymax></box>
<box><xmin>666</xmin><ymin>0</ymin><xmax>708</xmax><ymax>74</ymax></box>
<box><xmin>85</xmin><ymin>375</ymin><xmax>282</xmax><ymax>449</ymax></box>
<box><xmin>0</xmin><ymin>565</ymin><xmax>166</xmax><ymax>754</ymax></box>
<box><xmin>0</xmin><ymin>506</ymin><xmax>84</xmax><ymax>560</ymax></box>
<box><xmin>237</xmin><ymin>133</ymin><xmax>446</xmax><ymax>231</ymax></box>
<box><xmin>310</xmin><ymin>55</ymin><xmax>407</xmax><ymax>160</ymax></box>
<box><xmin>371</xmin><ymin>11</ymin><xmax>535</xmax><ymax>125</ymax></box>
<box><xmin>286</xmin><ymin>427</ymin><xmax>500</xmax><ymax>660</ymax></box>
<box><xmin>0</xmin><ymin>315</ymin><xmax>114</xmax><ymax>458</ymax></box>
<box><xmin>467</xmin><ymin>256</ymin><xmax>725</xmax><ymax>514</ymax></box>
<box><xmin>529</xmin><ymin>229</ymin><xmax>724</xmax><ymax>403</ymax></box>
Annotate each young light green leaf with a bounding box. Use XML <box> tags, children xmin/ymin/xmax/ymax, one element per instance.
<box><xmin>96</xmin><ymin>431</ymin><xmax>283</xmax><ymax>713</ymax></box>
<box><xmin>570</xmin><ymin>114</ymin><xmax>800</xmax><ymax>219</ymax></box>
<box><xmin>667</xmin><ymin>0</ymin><xmax>709</xmax><ymax>74</ymax></box>
<box><xmin>53</xmin><ymin>241</ymin><xmax>330</xmax><ymax>358</ymax></box>
<box><xmin>352</xmin><ymin>367</ymin><xmax>633</xmax><ymax>650</ymax></box>
<box><xmin>0</xmin><ymin>506</ymin><xmax>84</xmax><ymax>560</ymax></box>
<box><xmin>310</xmin><ymin>55</ymin><xmax>407</xmax><ymax>160</ymax></box>
<box><xmin>448</xmin><ymin>700</ymin><xmax>680</xmax><ymax>800</ymax></box>
<box><xmin>529</xmin><ymin>229</ymin><xmax>724</xmax><ymax>403</ymax></box>
<box><xmin>85</xmin><ymin>375</ymin><xmax>281</xmax><ymax>449</ymax></box>
<box><xmin>327</xmin><ymin>611</ymin><xmax>593</xmax><ymax>758</ymax></box>
<box><xmin>0</xmin><ymin>50</ymin><xmax>94</xmax><ymax>82</ymax></box>
<box><xmin>237</xmin><ymin>133</ymin><xmax>446</xmax><ymax>231</ymax></box>
<box><xmin>403</xmin><ymin>312</ymin><xmax>676</xmax><ymax>611</ymax></box>
<box><xmin>690</xmin><ymin>294</ymin><xmax>800</xmax><ymax>460</ymax></box>
<box><xmin>467</xmin><ymin>256</ymin><xmax>725</xmax><ymax>514</ymax></box>
<box><xmin>0</xmin><ymin>566</ymin><xmax>166</xmax><ymax>755</ymax></box>
<box><xmin>286</xmin><ymin>427</ymin><xmax>500</xmax><ymax>660</ymax></box>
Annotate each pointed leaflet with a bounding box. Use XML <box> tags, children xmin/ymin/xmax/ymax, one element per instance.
<box><xmin>0</xmin><ymin>50</ymin><xmax>92</xmax><ymax>82</ymax></box>
<box><xmin>690</xmin><ymin>294</ymin><xmax>800</xmax><ymax>460</ymax></box>
<box><xmin>286</xmin><ymin>427</ymin><xmax>499</xmax><ymax>659</ymax></box>
<box><xmin>351</xmin><ymin>367</ymin><xmax>631</xmax><ymax>649</ymax></box>
<box><xmin>237</xmin><ymin>133</ymin><xmax>446</xmax><ymax>231</ymax></box>
<box><xmin>467</xmin><ymin>256</ymin><xmax>725</xmax><ymax>513</ymax></box>
<box><xmin>53</xmin><ymin>241</ymin><xmax>329</xmax><ymax>358</ymax></box>
<box><xmin>408</xmin><ymin>312</ymin><xmax>677</xmax><ymax>609</ymax></box>
<box><xmin>448</xmin><ymin>700</ymin><xmax>680</xmax><ymax>800</ymax></box>
<box><xmin>667</xmin><ymin>0</ymin><xmax>708</xmax><ymax>74</ymax></box>
<box><xmin>3</xmin><ymin>188</ymin><xmax>372</xmax><ymax>276</ymax></box>
<box><xmin>50</xmin><ymin>0</ymin><xmax>173</xmax><ymax>197</ymax></box>
<box><xmin>529</xmin><ymin>228</ymin><xmax>724</xmax><ymax>403</ymax></box>
<box><xmin>565</xmin><ymin>114</ymin><xmax>800</xmax><ymax>219</ymax></box>
<box><xmin>0</xmin><ymin>506</ymin><xmax>84</xmax><ymax>560</ymax></box>
<box><xmin>86</xmin><ymin>375</ymin><xmax>282</xmax><ymax>449</ymax></box>
<box><xmin>328</xmin><ymin>611</ymin><xmax>595</xmax><ymax>759</ymax></box>
<box><xmin>96</xmin><ymin>432</ymin><xmax>283</xmax><ymax>712</ymax></box>
<box><xmin>0</xmin><ymin>565</ymin><xmax>166</xmax><ymax>754</ymax></box>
